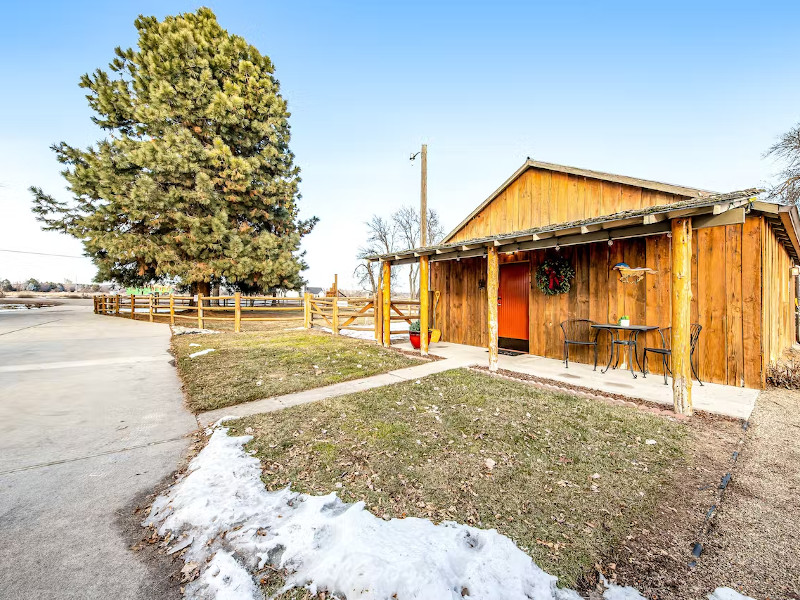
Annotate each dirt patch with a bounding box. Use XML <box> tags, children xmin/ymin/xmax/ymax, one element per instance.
<box><xmin>603</xmin><ymin>414</ymin><xmax>743</xmax><ymax>598</ymax></box>
<box><xmin>607</xmin><ymin>388</ymin><xmax>800</xmax><ymax>599</ymax></box>
<box><xmin>686</xmin><ymin>388</ymin><xmax>800</xmax><ymax>599</ymax></box>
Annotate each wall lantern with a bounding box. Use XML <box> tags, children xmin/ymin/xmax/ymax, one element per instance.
<box><xmin>791</xmin><ymin>265</ymin><xmax>800</xmax><ymax>276</ymax></box>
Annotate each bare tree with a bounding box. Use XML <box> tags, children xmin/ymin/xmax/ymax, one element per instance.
<box><xmin>767</xmin><ymin>123</ymin><xmax>800</xmax><ymax>204</ymax></box>
<box><xmin>354</xmin><ymin>208</ymin><xmax>445</xmax><ymax>296</ymax></box>
<box><xmin>391</xmin><ymin>206</ymin><xmax>446</xmax><ymax>297</ymax></box>
<box><xmin>354</xmin><ymin>216</ymin><xmax>396</xmax><ymax>294</ymax></box>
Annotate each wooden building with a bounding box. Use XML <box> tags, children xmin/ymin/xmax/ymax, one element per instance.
<box><xmin>370</xmin><ymin>160</ymin><xmax>800</xmax><ymax>413</ymax></box>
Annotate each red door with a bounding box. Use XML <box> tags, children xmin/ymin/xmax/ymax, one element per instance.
<box><xmin>498</xmin><ymin>263</ymin><xmax>530</xmax><ymax>345</ymax></box>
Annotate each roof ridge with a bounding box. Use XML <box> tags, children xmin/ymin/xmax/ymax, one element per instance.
<box><xmin>442</xmin><ymin>159</ymin><xmax>719</xmax><ymax>243</ymax></box>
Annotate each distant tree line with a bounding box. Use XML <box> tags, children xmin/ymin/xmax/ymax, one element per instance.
<box><xmin>0</xmin><ymin>278</ymin><xmax>108</xmax><ymax>293</ymax></box>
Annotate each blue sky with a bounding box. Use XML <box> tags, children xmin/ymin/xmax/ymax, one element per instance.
<box><xmin>1</xmin><ymin>0</ymin><xmax>799</xmax><ymax>288</ymax></box>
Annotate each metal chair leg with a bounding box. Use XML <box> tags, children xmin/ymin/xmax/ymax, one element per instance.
<box><xmin>662</xmin><ymin>354</ymin><xmax>668</xmax><ymax>385</ymax></box>
<box><xmin>642</xmin><ymin>348</ymin><xmax>648</xmax><ymax>378</ymax></box>
<box><xmin>564</xmin><ymin>342</ymin><xmax>569</xmax><ymax>368</ymax></box>
<box><xmin>593</xmin><ymin>343</ymin><xmax>598</xmax><ymax>371</ymax></box>
<box><xmin>690</xmin><ymin>350</ymin><xmax>703</xmax><ymax>385</ymax></box>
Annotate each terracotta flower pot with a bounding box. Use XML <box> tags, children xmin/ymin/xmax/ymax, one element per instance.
<box><xmin>409</xmin><ymin>331</ymin><xmax>432</xmax><ymax>349</ymax></box>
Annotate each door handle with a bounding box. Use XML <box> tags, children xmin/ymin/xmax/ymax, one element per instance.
<box><xmin>498</xmin><ymin>296</ymin><xmax>502</xmax><ymax>306</ymax></box>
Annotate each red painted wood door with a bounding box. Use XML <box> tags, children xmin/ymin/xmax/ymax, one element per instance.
<box><xmin>499</xmin><ymin>263</ymin><xmax>530</xmax><ymax>341</ymax></box>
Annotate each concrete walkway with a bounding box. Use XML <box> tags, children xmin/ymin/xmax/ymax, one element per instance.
<box><xmin>199</xmin><ymin>337</ymin><xmax>758</xmax><ymax>426</ymax></box>
<box><xmin>198</xmin><ymin>354</ymin><xmax>475</xmax><ymax>426</ymax></box>
<box><xmin>395</xmin><ymin>341</ymin><xmax>759</xmax><ymax>420</ymax></box>
<box><xmin>0</xmin><ymin>302</ymin><xmax>197</xmax><ymax>600</ymax></box>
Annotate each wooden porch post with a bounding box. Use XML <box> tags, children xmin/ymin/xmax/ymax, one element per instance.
<box><xmin>419</xmin><ymin>255</ymin><xmax>430</xmax><ymax>356</ymax></box>
<box><xmin>671</xmin><ymin>217</ymin><xmax>693</xmax><ymax>415</ymax></box>
<box><xmin>487</xmin><ymin>245</ymin><xmax>499</xmax><ymax>372</ymax></box>
<box><xmin>373</xmin><ymin>292</ymin><xmax>381</xmax><ymax>341</ymax></box>
<box><xmin>382</xmin><ymin>260</ymin><xmax>392</xmax><ymax>347</ymax></box>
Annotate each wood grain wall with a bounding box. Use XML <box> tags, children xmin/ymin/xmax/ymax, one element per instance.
<box><xmin>431</xmin><ymin>216</ymin><xmax>783</xmax><ymax>388</ymax></box>
<box><xmin>448</xmin><ymin>168</ymin><xmax>692</xmax><ymax>244</ymax></box>
<box><xmin>762</xmin><ymin>219</ymin><xmax>795</xmax><ymax>370</ymax></box>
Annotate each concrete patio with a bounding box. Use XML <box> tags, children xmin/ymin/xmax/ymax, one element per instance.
<box><xmin>393</xmin><ymin>340</ymin><xmax>759</xmax><ymax>420</ymax></box>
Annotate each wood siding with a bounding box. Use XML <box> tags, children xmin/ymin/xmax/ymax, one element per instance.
<box><xmin>431</xmin><ymin>216</ymin><xmax>781</xmax><ymax>388</ymax></box>
<box><xmin>762</xmin><ymin>219</ymin><xmax>796</xmax><ymax>372</ymax></box>
<box><xmin>448</xmin><ymin>168</ymin><xmax>692</xmax><ymax>243</ymax></box>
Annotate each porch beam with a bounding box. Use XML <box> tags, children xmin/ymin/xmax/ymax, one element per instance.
<box><xmin>692</xmin><ymin>207</ymin><xmax>745</xmax><ymax>230</ymax></box>
<box><xmin>430</xmin><ymin>247</ymin><xmax>486</xmax><ymax>262</ymax></box>
<box><xmin>671</xmin><ymin>217</ymin><xmax>693</xmax><ymax>415</ymax></box>
<box><xmin>419</xmin><ymin>255</ymin><xmax>430</xmax><ymax>356</ymax></box>
<box><xmin>390</xmin><ymin>256</ymin><xmax>421</xmax><ymax>267</ymax></box>
<box><xmin>487</xmin><ymin>245</ymin><xmax>499</xmax><ymax>372</ymax></box>
<box><xmin>643</xmin><ymin>213</ymin><xmax>668</xmax><ymax>225</ymax></box>
<box><xmin>381</xmin><ymin>260</ymin><xmax>392</xmax><ymax>347</ymax></box>
<box><xmin>778</xmin><ymin>205</ymin><xmax>800</xmax><ymax>258</ymax></box>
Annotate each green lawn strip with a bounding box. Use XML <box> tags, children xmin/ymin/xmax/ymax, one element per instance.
<box><xmin>172</xmin><ymin>329</ymin><xmax>419</xmax><ymax>412</ymax></box>
<box><xmin>230</xmin><ymin>368</ymin><xmax>687</xmax><ymax>590</ymax></box>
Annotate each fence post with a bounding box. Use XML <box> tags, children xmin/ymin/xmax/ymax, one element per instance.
<box><xmin>374</xmin><ymin>292</ymin><xmax>381</xmax><ymax>341</ymax></box>
<box><xmin>234</xmin><ymin>292</ymin><xmax>242</xmax><ymax>333</ymax></box>
<box><xmin>333</xmin><ymin>290</ymin><xmax>339</xmax><ymax>335</ymax></box>
<box><xmin>115</xmin><ymin>295</ymin><xmax>120</xmax><ymax>316</ymax></box>
<box><xmin>130</xmin><ymin>294</ymin><xmax>135</xmax><ymax>319</ymax></box>
<box><xmin>169</xmin><ymin>294</ymin><xmax>175</xmax><ymax>326</ymax></box>
<box><xmin>198</xmin><ymin>294</ymin><xmax>204</xmax><ymax>329</ymax></box>
<box><xmin>149</xmin><ymin>295</ymin><xmax>154</xmax><ymax>322</ymax></box>
<box><xmin>303</xmin><ymin>293</ymin><xmax>311</xmax><ymax>329</ymax></box>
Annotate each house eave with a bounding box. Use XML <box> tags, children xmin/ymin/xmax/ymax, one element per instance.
<box><xmin>367</xmin><ymin>190</ymin><xmax>764</xmax><ymax>264</ymax></box>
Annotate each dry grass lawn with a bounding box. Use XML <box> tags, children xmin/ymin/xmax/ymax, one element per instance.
<box><xmin>172</xmin><ymin>328</ymin><xmax>418</xmax><ymax>412</ymax></box>
<box><xmin>230</xmin><ymin>368</ymin><xmax>688</xmax><ymax>590</ymax></box>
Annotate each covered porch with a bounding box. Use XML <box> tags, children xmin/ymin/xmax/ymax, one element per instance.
<box><xmin>392</xmin><ymin>340</ymin><xmax>758</xmax><ymax>419</ymax></box>
<box><xmin>370</xmin><ymin>191</ymin><xmax>794</xmax><ymax>416</ymax></box>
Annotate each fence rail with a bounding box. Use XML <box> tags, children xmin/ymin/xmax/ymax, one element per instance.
<box><xmin>94</xmin><ymin>291</ymin><xmax>422</xmax><ymax>338</ymax></box>
<box><xmin>94</xmin><ymin>293</ymin><xmax>304</xmax><ymax>331</ymax></box>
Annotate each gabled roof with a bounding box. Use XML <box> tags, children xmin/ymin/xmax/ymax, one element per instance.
<box><xmin>442</xmin><ymin>159</ymin><xmax>717</xmax><ymax>243</ymax></box>
<box><xmin>368</xmin><ymin>190</ymin><xmax>800</xmax><ymax>264</ymax></box>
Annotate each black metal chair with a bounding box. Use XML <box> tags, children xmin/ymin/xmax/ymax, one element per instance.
<box><xmin>560</xmin><ymin>319</ymin><xmax>598</xmax><ymax>370</ymax></box>
<box><xmin>642</xmin><ymin>324</ymin><xmax>704</xmax><ymax>385</ymax></box>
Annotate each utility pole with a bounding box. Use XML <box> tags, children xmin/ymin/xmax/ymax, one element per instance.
<box><xmin>420</xmin><ymin>144</ymin><xmax>428</xmax><ymax>247</ymax></box>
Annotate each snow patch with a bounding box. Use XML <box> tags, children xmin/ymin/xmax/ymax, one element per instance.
<box><xmin>318</xmin><ymin>326</ymin><xmax>408</xmax><ymax>341</ymax></box>
<box><xmin>189</xmin><ymin>348</ymin><xmax>216</xmax><ymax>359</ymax></box>
<box><xmin>172</xmin><ymin>326</ymin><xmax>221</xmax><ymax>336</ymax></box>
<box><xmin>707</xmin><ymin>589</ymin><xmax>756</xmax><ymax>600</ymax></box>
<box><xmin>186</xmin><ymin>550</ymin><xmax>261</xmax><ymax>600</ymax></box>
<box><xmin>145</xmin><ymin>427</ymin><xmax>761</xmax><ymax>600</ymax></box>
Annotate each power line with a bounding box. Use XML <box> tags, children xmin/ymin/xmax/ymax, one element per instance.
<box><xmin>0</xmin><ymin>248</ymin><xmax>85</xmax><ymax>259</ymax></box>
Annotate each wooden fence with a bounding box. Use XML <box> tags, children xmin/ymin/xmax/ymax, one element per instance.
<box><xmin>305</xmin><ymin>294</ymin><xmax>420</xmax><ymax>340</ymax></box>
<box><xmin>94</xmin><ymin>292</ymin><xmax>422</xmax><ymax>338</ymax></box>
<box><xmin>94</xmin><ymin>293</ymin><xmax>304</xmax><ymax>332</ymax></box>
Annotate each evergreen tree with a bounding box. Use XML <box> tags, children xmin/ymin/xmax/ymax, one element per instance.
<box><xmin>31</xmin><ymin>8</ymin><xmax>316</xmax><ymax>294</ymax></box>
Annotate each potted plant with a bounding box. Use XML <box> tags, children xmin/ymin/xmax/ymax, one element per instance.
<box><xmin>408</xmin><ymin>319</ymin><xmax>432</xmax><ymax>349</ymax></box>
<box><xmin>618</xmin><ymin>315</ymin><xmax>631</xmax><ymax>327</ymax></box>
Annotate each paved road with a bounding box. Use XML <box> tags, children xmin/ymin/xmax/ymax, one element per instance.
<box><xmin>0</xmin><ymin>302</ymin><xmax>197</xmax><ymax>599</ymax></box>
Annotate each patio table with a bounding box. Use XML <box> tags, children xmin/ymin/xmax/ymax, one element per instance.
<box><xmin>591</xmin><ymin>324</ymin><xmax>658</xmax><ymax>379</ymax></box>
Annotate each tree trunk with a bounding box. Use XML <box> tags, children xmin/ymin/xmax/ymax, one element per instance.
<box><xmin>195</xmin><ymin>281</ymin><xmax>211</xmax><ymax>297</ymax></box>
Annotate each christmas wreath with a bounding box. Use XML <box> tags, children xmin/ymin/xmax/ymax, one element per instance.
<box><xmin>535</xmin><ymin>256</ymin><xmax>575</xmax><ymax>295</ymax></box>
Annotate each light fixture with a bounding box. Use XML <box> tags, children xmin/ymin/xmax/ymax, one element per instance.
<box><xmin>555</xmin><ymin>244</ymin><xmax>560</xmax><ymax>252</ymax></box>
<box><xmin>666</xmin><ymin>232</ymin><xmax>672</xmax><ymax>239</ymax></box>
<box><xmin>608</xmin><ymin>239</ymin><xmax>614</xmax><ymax>246</ymax></box>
